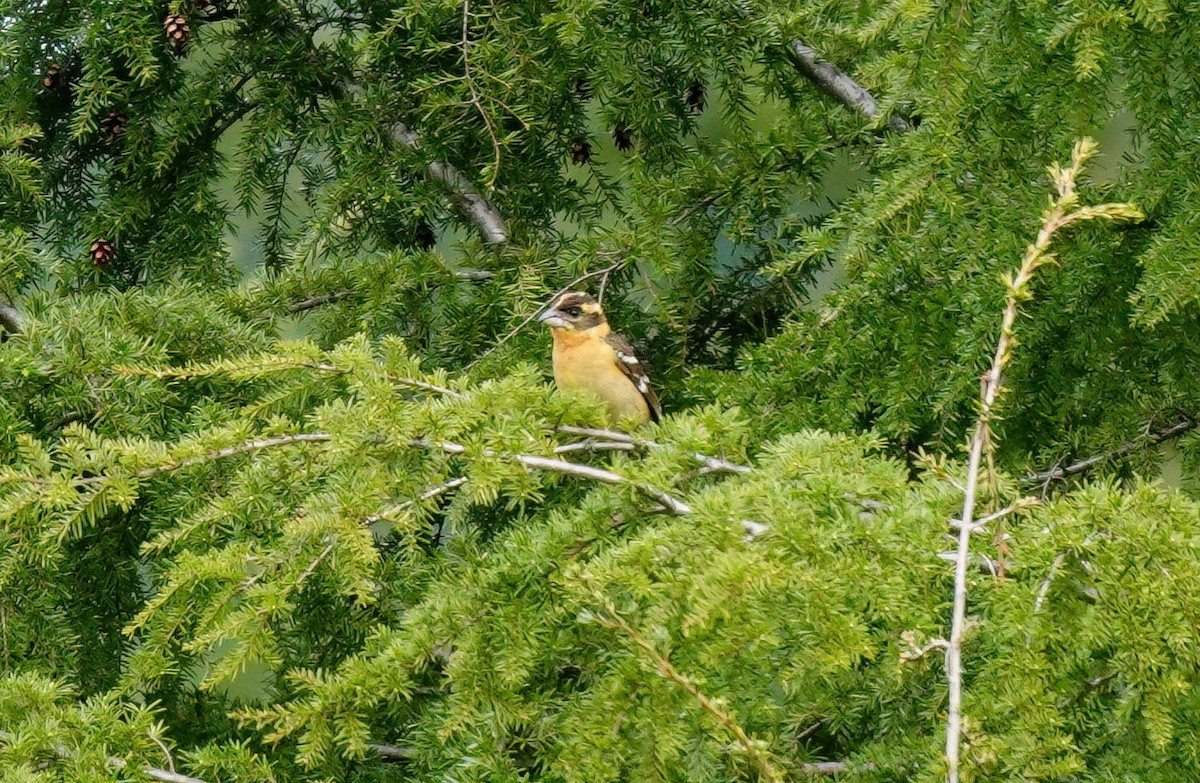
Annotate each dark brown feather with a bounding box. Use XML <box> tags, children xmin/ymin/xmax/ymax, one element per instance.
<box><xmin>604</xmin><ymin>332</ymin><xmax>662</xmax><ymax>422</ymax></box>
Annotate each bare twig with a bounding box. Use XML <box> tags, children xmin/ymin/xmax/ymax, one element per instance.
<box><xmin>392</xmin><ymin>122</ymin><xmax>508</xmax><ymax>244</ymax></box>
<box><xmin>460</xmin><ymin>0</ymin><xmax>502</xmax><ymax>187</ymax></box>
<box><xmin>45</xmin><ymin>411</ymin><xmax>88</xmax><ymax>432</ymax></box>
<box><xmin>288</xmin><ymin>291</ymin><xmax>351</xmax><ymax>313</ymax></box>
<box><xmin>553</xmin><ymin>425</ymin><xmax>751</xmax><ymax>476</ymax></box>
<box><xmin>786</xmin><ymin>41</ymin><xmax>909</xmax><ymax>132</ymax></box>
<box><xmin>143</xmin><ymin>769</ymin><xmax>209</xmax><ymax>783</ymax></box>
<box><xmin>936</xmin><ymin>551</ymin><xmax>1000</xmax><ymax>576</ymax></box>
<box><xmin>597</xmin><ymin>264</ymin><xmax>616</xmax><ymax>305</ymax></box>
<box><xmin>591</xmin><ymin>597</ymin><xmax>784</xmax><ymax>783</ymax></box>
<box><xmin>74</xmin><ymin>432</ymin><xmax>334</xmax><ymax>487</ymax></box>
<box><xmin>801</xmin><ymin>760</ymin><xmax>875</xmax><ymax>776</ymax></box>
<box><xmin>33</xmin><ymin>420</ymin><xmax>710</xmax><ymax>526</ymax></box>
<box><xmin>740</xmin><ymin>519</ymin><xmax>770</xmax><ymax>540</ymax></box>
<box><xmin>942</xmin><ymin>139</ymin><xmax>1141</xmax><ymax>783</ymax></box>
<box><xmin>555</xmin><ymin>425</ymin><xmax>650</xmax><ymax>445</ymax></box>
<box><xmin>370</xmin><ymin>743</ymin><xmax>418</xmax><ymax>761</ymax></box>
<box><xmin>287</xmin><ymin>270</ymin><xmax>494</xmax><ymax>315</ymax></box>
<box><xmin>365</xmin><ymin>477</ymin><xmax>470</xmax><ymax>525</ymax></box>
<box><xmin>65</xmin><ymin>431</ymin><xmax>691</xmax><ymax>516</ymax></box>
<box><xmin>93</xmin><ymin>753</ymin><xmax>211</xmax><ymax>783</ymax></box>
<box><xmin>949</xmin><ymin>497</ymin><xmax>1037</xmax><ymax>533</ymax></box>
<box><xmin>149</xmin><ymin>735</ymin><xmax>176</xmax><ymax>772</ymax></box>
<box><xmin>0</xmin><ymin>730</ymin><xmax>211</xmax><ymax>783</ymax></box>
<box><xmin>1023</xmin><ymin>417</ymin><xmax>1195</xmax><ymax>486</ymax></box>
<box><xmin>900</xmin><ymin>637</ymin><xmax>950</xmax><ymax>664</ymax></box>
<box><xmin>554</xmin><ymin>439</ymin><xmax>639</xmax><ymax>455</ymax></box>
<box><xmin>293</xmin><ymin>539</ymin><xmax>336</xmax><ymax>587</ymax></box>
<box><xmin>1029</xmin><ymin>552</ymin><xmax>1066</xmax><ymax>625</ymax></box>
<box><xmin>514</xmin><ymin>454</ymin><xmax>692</xmax><ymax>516</ymax></box>
<box><xmin>301</xmin><ymin>360</ymin><xmax>462</xmax><ymax>398</ymax></box>
<box><xmin>455</xmin><ymin>268</ymin><xmax>497</xmax><ymax>281</ymax></box>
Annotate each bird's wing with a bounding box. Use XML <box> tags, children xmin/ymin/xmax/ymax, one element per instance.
<box><xmin>604</xmin><ymin>332</ymin><xmax>662</xmax><ymax>423</ymax></box>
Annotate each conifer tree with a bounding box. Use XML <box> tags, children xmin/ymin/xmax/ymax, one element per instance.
<box><xmin>2</xmin><ymin>1</ymin><xmax>1200</xmax><ymax>782</ymax></box>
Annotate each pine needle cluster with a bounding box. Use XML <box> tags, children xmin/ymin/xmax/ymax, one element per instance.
<box><xmin>2</xmin><ymin>1</ymin><xmax>1200</xmax><ymax>781</ymax></box>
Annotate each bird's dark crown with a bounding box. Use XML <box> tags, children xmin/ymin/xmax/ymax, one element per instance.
<box><xmin>542</xmin><ymin>291</ymin><xmax>606</xmax><ymax>330</ymax></box>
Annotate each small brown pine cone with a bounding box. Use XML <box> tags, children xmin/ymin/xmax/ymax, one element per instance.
<box><xmin>569</xmin><ymin>137</ymin><xmax>592</xmax><ymax>165</ymax></box>
<box><xmin>42</xmin><ymin>62</ymin><xmax>62</xmax><ymax>90</ymax></box>
<box><xmin>414</xmin><ymin>220</ymin><xmax>436</xmax><ymax>250</ymax></box>
<box><xmin>164</xmin><ymin>14</ymin><xmax>191</xmax><ymax>51</ymax></box>
<box><xmin>89</xmin><ymin>238</ymin><xmax>116</xmax><ymax>267</ymax></box>
<box><xmin>612</xmin><ymin>122</ymin><xmax>633</xmax><ymax>152</ymax></box>
<box><xmin>100</xmin><ymin>110</ymin><xmax>127</xmax><ymax>141</ymax></box>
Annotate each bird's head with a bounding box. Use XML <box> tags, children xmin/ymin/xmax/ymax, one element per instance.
<box><xmin>537</xmin><ymin>291</ymin><xmax>606</xmax><ymax>332</ymax></box>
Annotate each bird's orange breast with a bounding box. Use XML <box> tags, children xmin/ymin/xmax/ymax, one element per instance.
<box><xmin>551</xmin><ymin>327</ymin><xmax>651</xmax><ymax>426</ymax></box>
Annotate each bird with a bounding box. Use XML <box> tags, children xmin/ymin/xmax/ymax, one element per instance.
<box><xmin>537</xmin><ymin>291</ymin><xmax>661</xmax><ymax>427</ymax></box>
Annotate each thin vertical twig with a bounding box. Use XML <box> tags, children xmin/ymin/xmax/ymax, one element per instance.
<box><xmin>461</xmin><ymin>0</ymin><xmax>501</xmax><ymax>188</ymax></box>
<box><xmin>943</xmin><ymin>138</ymin><xmax>1140</xmax><ymax>783</ymax></box>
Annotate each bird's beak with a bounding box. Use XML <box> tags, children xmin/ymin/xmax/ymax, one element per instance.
<box><xmin>538</xmin><ymin>308</ymin><xmax>569</xmax><ymax>329</ymax></box>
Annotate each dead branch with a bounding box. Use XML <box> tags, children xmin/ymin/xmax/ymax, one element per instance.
<box><xmin>553</xmin><ymin>425</ymin><xmax>752</xmax><ymax>476</ymax></box>
<box><xmin>365</xmin><ymin>477</ymin><xmax>470</xmax><ymax>525</ymax></box>
<box><xmin>392</xmin><ymin>122</ymin><xmax>508</xmax><ymax>244</ymax></box>
<box><xmin>0</xmin><ymin>297</ymin><xmax>23</xmax><ymax>334</ymax></box>
<box><xmin>786</xmin><ymin>41</ymin><xmax>909</xmax><ymax>132</ymax></box>
<box><xmin>1023</xmin><ymin>417</ymin><xmax>1195</xmax><ymax>486</ymax></box>
<box><xmin>143</xmin><ymin>769</ymin><xmax>210</xmax><ymax>783</ymax></box>
<box><xmin>51</xmin><ymin>430</ymin><xmax>691</xmax><ymax>518</ymax></box>
<box><xmin>949</xmin><ymin>497</ymin><xmax>1037</xmax><ymax>533</ymax></box>
<box><xmin>75</xmin><ymin>432</ymin><xmax>334</xmax><ymax>486</ymax></box>
<box><xmin>554</xmin><ymin>439</ymin><xmax>639</xmax><ymax>455</ymax></box>
<box><xmin>942</xmin><ymin>139</ymin><xmax>1140</xmax><ymax>783</ymax></box>
<box><xmin>370</xmin><ymin>743</ymin><xmax>418</xmax><ymax>761</ymax></box>
<box><xmin>801</xmin><ymin>760</ymin><xmax>876</xmax><ymax>776</ymax></box>
<box><xmin>288</xmin><ymin>291</ymin><xmax>351</xmax><ymax>313</ymax></box>
<box><xmin>7</xmin><ymin>741</ymin><xmax>214</xmax><ymax>783</ymax></box>
<box><xmin>514</xmin><ymin>454</ymin><xmax>692</xmax><ymax>516</ymax></box>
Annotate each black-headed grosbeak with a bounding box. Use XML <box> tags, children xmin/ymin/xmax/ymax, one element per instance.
<box><xmin>538</xmin><ymin>291</ymin><xmax>661</xmax><ymax>427</ymax></box>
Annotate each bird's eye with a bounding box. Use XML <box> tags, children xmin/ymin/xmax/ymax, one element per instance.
<box><xmin>564</xmin><ymin>307</ymin><xmax>582</xmax><ymax>317</ymax></box>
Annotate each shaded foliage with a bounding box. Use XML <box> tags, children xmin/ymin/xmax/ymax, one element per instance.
<box><xmin>1</xmin><ymin>0</ymin><xmax>1199</xmax><ymax>781</ymax></box>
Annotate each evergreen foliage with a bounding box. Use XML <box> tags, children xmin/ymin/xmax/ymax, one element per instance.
<box><xmin>2</xmin><ymin>0</ymin><xmax>1200</xmax><ymax>781</ymax></box>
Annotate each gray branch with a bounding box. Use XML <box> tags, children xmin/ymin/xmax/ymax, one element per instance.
<box><xmin>1023</xmin><ymin>418</ymin><xmax>1195</xmax><ymax>486</ymax></box>
<box><xmin>370</xmin><ymin>743</ymin><xmax>418</xmax><ymax>761</ymax></box>
<box><xmin>144</xmin><ymin>769</ymin><xmax>210</xmax><ymax>783</ymax></box>
<box><xmin>801</xmin><ymin>760</ymin><xmax>875</xmax><ymax>776</ymax></box>
<box><xmin>392</xmin><ymin>122</ymin><xmax>509</xmax><ymax>245</ymax></box>
<box><xmin>0</xmin><ymin>297</ymin><xmax>24</xmax><ymax>334</ymax></box>
<box><xmin>62</xmin><ymin>431</ymin><xmax>694</xmax><ymax>518</ymax></box>
<box><xmin>515</xmin><ymin>453</ymin><xmax>693</xmax><ymax>516</ymax></box>
<box><xmin>554</xmin><ymin>425</ymin><xmax>752</xmax><ymax>476</ymax></box>
<box><xmin>0</xmin><ymin>737</ymin><xmax>214</xmax><ymax>783</ymax></box>
<box><xmin>787</xmin><ymin>40</ymin><xmax>909</xmax><ymax>132</ymax></box>
<box><xmin>288</xmin><ymin>290</ymin><xmax>351</xmax><ymax>313</ymax></box>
